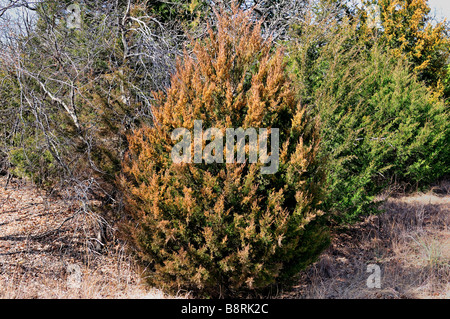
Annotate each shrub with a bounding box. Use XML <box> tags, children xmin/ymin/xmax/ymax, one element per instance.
<box><xmin>288</xmin><ymin>11</ymin><xmax>449</xmax><ymax>222</ymax></box>
<box><xmin>9</xmin><ymin>147</ymin><xmax>57</xmax><ymax>185</ymax></box>
<box><xmin>320</xmin><ymin>49</ymin><xmax>449</xmax><ymax>223</ymax></box>
<box><xmin>374</xmin><ymin>0</ymin><xmax>449</xmax><ymax>87</ymax></box>
<box><xmin>120</xmin><ymin>6</ymin><xmax>330</xmax><ymax>297</ymax></box>
<box><xmin>445</xmin><ymin>64</ymin><xmax>450</xmax><ymax>100</ymax></box>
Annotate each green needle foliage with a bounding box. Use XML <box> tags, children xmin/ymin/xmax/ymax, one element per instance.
<box><xmin>288</xmin><ymin>8</ymin><xmax>449</xmax><ymax>223</ymax></box>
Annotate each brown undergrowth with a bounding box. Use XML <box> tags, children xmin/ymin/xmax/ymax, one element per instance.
<box><xmin>1</xmin><ymin>175</ymin><xmax>448</xmax><ymax>299</ymax></box>
<box><xmin>0</xmin><ymin>176</ymin><xmax>186</xmax><ymax>299</ymax></box>
<box><xmin>282</xmin><ymin>181</ymin><xmax>449</xmax><ymax>299</ymax></box>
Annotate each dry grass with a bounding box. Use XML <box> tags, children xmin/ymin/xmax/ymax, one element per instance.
<box><xmin>281</xmin><ymin>181</ymin><xmax>450</xmax><ymax>299</ymax></box>
<box><xmin>0</xmin><ymin>176</ymin><xmax>188</xmax><ymax>299</ymax></box>
<box><xmin>1</xmin><ymin>176</ymin><xmax>449</xmax><ymax>299</ymax></box>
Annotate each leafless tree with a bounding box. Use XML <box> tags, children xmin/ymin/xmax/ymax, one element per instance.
<box><xmin>0</xmin><ymin>0</ymin><xmax>188</xmax><ymax>248</ymax></box>
<box><xmin>0</xmin><ymin>0</ymin><xmax>313</xmax><ymax>248</ymax></box>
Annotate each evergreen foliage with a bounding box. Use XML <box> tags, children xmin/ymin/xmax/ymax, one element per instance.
<box><xmin>120</xmin><ymin>6</ymin><xmax>329</xmax><ymax>297</ymax></box>
<box><xmin>288</xmin><ymin>6</ymin><xmax>449</xmax><ymax>222</ymax></box>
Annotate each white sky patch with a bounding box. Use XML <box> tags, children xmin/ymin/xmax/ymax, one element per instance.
<box><xmin>428</xmin><ymin>0</ymin><xmax>450</xmax><ymax>22</ymax></box>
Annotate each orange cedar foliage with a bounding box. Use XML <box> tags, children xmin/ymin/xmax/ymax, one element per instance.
<box><xmin>151</xmin><ymin>11</ymin><xmax>294</xmax><ymax>131</ymax></box>
<box><xmin>120</xmin><ymin>5</ymin><xmax>329</xmax><ymax>297</ymax></box>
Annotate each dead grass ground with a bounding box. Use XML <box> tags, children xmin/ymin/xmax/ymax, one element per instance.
<box><xmin>0</xmin><ymin>176</ymin><xmax>187</xmax><ymax>299</ymax></box>
<box><xmin>1</xmin><ymin>176</ymin><xmax>448</xmax><ymax>299</ymax></box>
<box><xmin>281</xmin><ymin>181</ymin><xmax>450</xmax><ymax>299</ymax></box>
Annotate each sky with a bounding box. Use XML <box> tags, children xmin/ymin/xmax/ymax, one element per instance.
<box><xmin>428</xmin><ymin>0</ymin><xmax>450</xmax><ymax>22</ymax></box>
